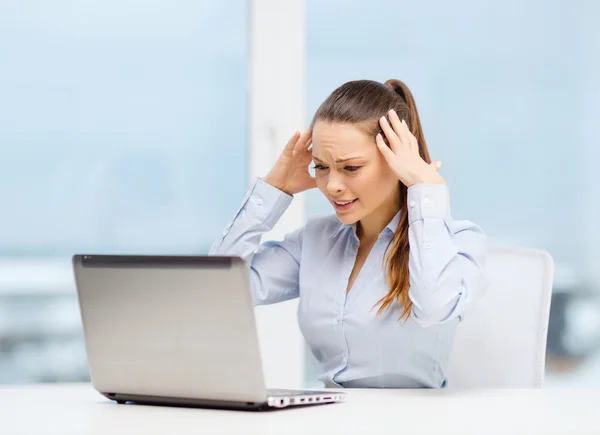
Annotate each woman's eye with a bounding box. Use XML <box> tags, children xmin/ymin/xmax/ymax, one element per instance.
<box><xmin>345</xmin><ymin>166</ymin><xmax>361</xmax><ymax>172</ymax></box>
<box><xmin>312</xmin><ymin>164</ymin><xmax>328</xmax><ymax>170</ymax></box>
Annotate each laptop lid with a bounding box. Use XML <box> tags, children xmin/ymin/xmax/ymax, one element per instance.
<box><xmin>73</xmin><ymin>254</ymin><xmax>268</xmax><ymax>403</ymax></box>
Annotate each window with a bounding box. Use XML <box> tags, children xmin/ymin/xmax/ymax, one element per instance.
<box><xmin>0</xmin><ymin>0</ymin><xmax>249</xmax><ymax>383</ymax></box>
<box><xmin>304</xmin><ymin>0</ymin><xmax>600</xmax><ymax>387</ymax></box>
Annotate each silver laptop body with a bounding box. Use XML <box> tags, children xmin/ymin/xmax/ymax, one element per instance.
<box><xmin>72</xmin><ymin>254</ymin><xmax>346</xmax><ymax>410</ymax></box>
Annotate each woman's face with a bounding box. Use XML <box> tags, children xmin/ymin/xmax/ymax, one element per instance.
<box><xmin>311</xmin><ymin>120</ymin><xmax>400</xmax><ymax>225</ymax></box>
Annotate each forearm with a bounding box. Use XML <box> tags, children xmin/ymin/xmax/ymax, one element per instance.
<box><xmin>406</xmin><ymin>184</ymin><xmax>488</xmax><ymax>326</ymax></box>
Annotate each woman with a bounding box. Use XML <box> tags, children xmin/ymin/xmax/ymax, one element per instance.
<box><xmin>210</xmin><ymin>79</ymin><xmax>488</xmax><ymax>388</ymax></box>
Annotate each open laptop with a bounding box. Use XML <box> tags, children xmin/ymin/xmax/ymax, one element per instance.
<box><xmin>72</xmin><ymin>254</ymin><xmax>346</xmax><ymax>410</ymax></box>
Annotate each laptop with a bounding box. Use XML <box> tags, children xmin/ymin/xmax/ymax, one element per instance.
<box><xmin>72</xmin><ymin>254</ymin><xmax>346</xmax><ymax>410</ymax></box>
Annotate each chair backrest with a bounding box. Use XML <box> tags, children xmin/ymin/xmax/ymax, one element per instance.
<box><xmin>447</xmin><ymin>246</ymin><xmax>554</xmax><ymax>388</ymax></box>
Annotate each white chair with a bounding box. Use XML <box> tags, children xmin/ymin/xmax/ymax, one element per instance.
<box><xmin>447</xmin><ymin>246</ymin><xmax>554</xmax><ymax>388</ymax></box>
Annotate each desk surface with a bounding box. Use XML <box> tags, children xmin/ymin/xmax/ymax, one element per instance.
<box><xmin>2</xmin><ymin>383</ymin><xmax>599</xmax><ymax>435</ymax></box>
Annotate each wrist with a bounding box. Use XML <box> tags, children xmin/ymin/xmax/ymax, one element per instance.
<box><xmin>261</xmin><ymin>177</ymin><xmax>294</xmax><ymax>195</ymax></box>
<box><xmin>409</xmin><ymin>173</ymin><xmax>445</xmax><ymax>187</ymax></box>
<box><xmin>261</xmin><ymin>176</ymin><xmax>283</xmax><ymax>191</ymax></box>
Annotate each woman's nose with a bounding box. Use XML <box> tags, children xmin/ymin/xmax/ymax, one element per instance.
<box><xmin>326</xmin><ymin>172</ymin><xmax>344</xmax><ymax>194</ymax></box>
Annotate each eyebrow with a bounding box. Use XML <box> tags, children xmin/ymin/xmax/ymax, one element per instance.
<box><xmin>312</xmin><ymin>156</ymin><xmax>364</xmax><ymax>163</ymax></box>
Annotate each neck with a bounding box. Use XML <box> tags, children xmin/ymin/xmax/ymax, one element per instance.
<box><xmin>356</xmin><ymin>195</ymin><xmax>401</xmax><ymax>244</ymax></box>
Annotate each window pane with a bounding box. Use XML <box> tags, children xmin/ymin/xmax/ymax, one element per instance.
<box><xmin>0</xmin><ymin>0</ymin><xmax>249</xmax><ymax>383</ymax></box>
<box><xmin>305</xmin><ymin>0</ymin><xmax>600</xmax><ymax>387</ymax></box>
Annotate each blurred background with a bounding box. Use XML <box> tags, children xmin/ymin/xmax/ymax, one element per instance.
<box><xmin>1</xmin><ymin>0</ymin><xmax>599</xmax><ymax>387</ymax></box>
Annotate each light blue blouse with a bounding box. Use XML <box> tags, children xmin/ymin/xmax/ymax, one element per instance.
<box><xmin>209</xmin><ymin>178</ymin><xmax>488</xmax><ymax>388</ymax></box>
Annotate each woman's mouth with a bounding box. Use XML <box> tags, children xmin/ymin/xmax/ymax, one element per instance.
<box><xmin>333</xmin><ymin>198</ymin><xmax>358</xmax><ymax>211</ymax></box>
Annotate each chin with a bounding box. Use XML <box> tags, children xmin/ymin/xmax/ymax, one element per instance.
<box><xmin>335</xmin><ymin>212</ymin><xmax>361</xmax><ymax>225</ymax></box>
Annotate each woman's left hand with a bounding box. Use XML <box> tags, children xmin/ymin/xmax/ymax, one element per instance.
<box><xmin>376</xmin><ymin>109</ymin><xmax>445</xmax><ymax>188</ymax></box>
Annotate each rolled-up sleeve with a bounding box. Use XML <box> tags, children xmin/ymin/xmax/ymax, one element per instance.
<box><xmin>406</xmin><ymin>183</ymin><xmax>488</xmax><ymax>326</ymax></box>
<box><xmin>209</xmin><ymin>178</ymin><xmax>303</xmax><ymax>306</ymax></box>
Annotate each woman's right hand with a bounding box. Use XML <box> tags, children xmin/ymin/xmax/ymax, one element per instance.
<box><xmin>262</xmin><ymin>128</ymin><xmax>316</xmax><ymax>196</ymax></box>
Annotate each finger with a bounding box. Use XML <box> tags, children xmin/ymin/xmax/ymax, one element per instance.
<box><xmin>375</xmin><ymin>133</ymin><xmax>396</xmax><ymax>162</ymax></box>
<box><xmin>388</xmin><ymin>110</ymin><xmax>410</xmax><ymax>150</ymax></box>
<box><xmin>305</xmin><ymin>136</ymin><xmax>313</xmax><ymax>151</ymax></box>
<box><xmin>284</xmin><ymin>131</ymin><xmax>302</xmax><ymax>154</ymax></box>
<box><xmin>405</xmin><ymin>124</ymin><xmax>419</xmax><ymax>155</ymax></box>
<box><xmin>398</xmin><ymin>118</ymin><xmax>413</xmax><ymax>152</ymax></box>
<box><xmin>429</xmin><ymin>160</ymin><xmax>442</xmax><ymax>171</ymax></box>
<box><xmin>300</xmin><ymin>139</ymin><xmax>314</xmax><ymax>160</ymax></box>
<box><xmin>294</xmin><ymin>127</ymin><xmax>312</xmax><ymax>152</ymax></box>
<box><xmin>379</xmin><ymin>115</ymin><xmax>402</xmax><ymax>153</ymax></box>
<box><xmin>297</xmin><ymin>137</ymin><xmax>313</xmax><ymax>158</ymax></box>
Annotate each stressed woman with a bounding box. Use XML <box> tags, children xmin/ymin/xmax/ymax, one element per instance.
<box><xmin>209</xmin><ymin>79</ymin><xmax>488</xmax><ymax>388</ymax></box>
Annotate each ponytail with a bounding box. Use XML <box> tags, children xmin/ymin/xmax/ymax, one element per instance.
<box><xmin>384</xmin><ymin>79</ymin><xmax>431</xmax><ymax>163</ymax></box>
<box><xmin>375</xmin><ymin>79</ymin><xmax>430</xmax><ymax>321</ymax></box>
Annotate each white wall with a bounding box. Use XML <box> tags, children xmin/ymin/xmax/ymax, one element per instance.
<box><xmin>249</xmin><ymin>0</ymin><xmax>307</xmax><ymax>389</ymax></box>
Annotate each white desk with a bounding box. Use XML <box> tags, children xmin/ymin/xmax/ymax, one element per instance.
<box><xmin>1</xmin><ymin>383</ymin><xmax>599</xmax><ymax>435</ymax></box>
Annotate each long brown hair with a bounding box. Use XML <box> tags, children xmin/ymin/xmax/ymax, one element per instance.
<box><xmin>310</xmin><ymin>79</ymin><xmax>432</xmax><ymax>321</ymax></box>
